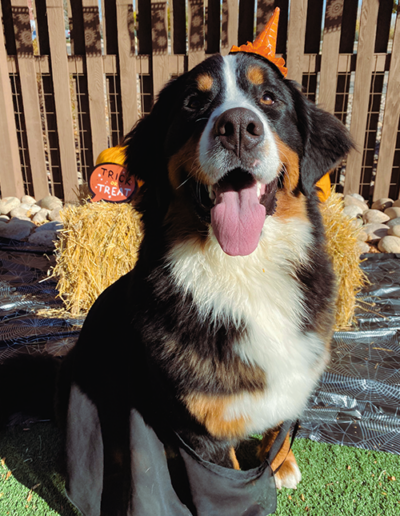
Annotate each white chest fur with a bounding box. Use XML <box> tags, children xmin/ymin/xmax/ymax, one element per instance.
<box><xmin>166</xmin><ymin>215</ymin><xmax>328</xmax><ymax>434</ymax></box>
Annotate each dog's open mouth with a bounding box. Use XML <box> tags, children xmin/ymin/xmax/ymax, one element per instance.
<box><xmin>193</xmin><ymin>169</ymin><xmax>278</xmax><ymax>256</ymax></box>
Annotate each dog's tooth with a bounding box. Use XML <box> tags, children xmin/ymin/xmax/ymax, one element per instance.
<box><xmin>208</xmin><ymin>185</ymin><xmax>215</xmax><ymax>201</ymax></box>
<box><xmin>257</xmin><ymin>182</ymin><xmax>262</xmax><ymax>198</ymax></box>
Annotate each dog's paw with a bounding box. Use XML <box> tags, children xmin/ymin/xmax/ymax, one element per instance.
<box><xmin>274</xmin><ymin>458</ymin><xmax>302</xmax><ymax>489</ymax></box>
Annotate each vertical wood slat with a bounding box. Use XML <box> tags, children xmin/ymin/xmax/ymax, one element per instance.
<box><xmin>116</xmin><ymin>0</ymin><xmax>138</xmax><ymax>134</ymax></box>
<box><xmin>343</xmin><ymin>0</ymin><xmax>380</xmax><ymax>195</ymax></box>
<box><xmin>46</xmin><ymin>0</ymin><xmax>78</xmax><ymax>202</ymax></box>
<box><xmin>151</xmin><ymin>0</ymin><xmax>169</xmax><ymax>98</ymax></box>
<box><xmin>373</xmin><ymin>7</ymin><xmax>400</xmax><ymax>200</ymax></box>
<box><xmin>318</xmin><ymin>0</ymin><xmax>344</xmax><ymax>113</ymax></box>
<box><xmin>0</xmin><ymin>7</ymin><xmax>24</xmax><ymax>197</ymax></box>
<box><xmin>286</xmin><ymin>0</ymin><xmax>308</xmax><ymax>84</ymax></box>
<box><xmin>188</xmin><ymin>0</ymin><xmax>205</xmax><ymax>70</ymax></box>
<box><xmin>82</xmin><ymin>0</ymin><xmax>108</xmax><ymax>161</ymax></box>
<box><xmin>221</xmin><ymin>0</ymin><xmax>238</xmax><ymax>55</ymax></box>
<box><xmin>11</xmin><ymin>0</ymin><xmax>49</xmax><ymax>199</ymax></box>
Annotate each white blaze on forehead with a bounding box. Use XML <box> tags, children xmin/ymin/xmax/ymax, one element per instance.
<box><xmin>198</xmin><ymin>54</ymin><xmax>281</xmax><ymax>184</ymax></box>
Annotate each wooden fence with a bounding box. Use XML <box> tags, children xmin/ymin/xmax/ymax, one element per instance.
<box><xmin>0</xmin><ymin>0</ymin><xmax>399</xmax><ymax>203</ymax></box>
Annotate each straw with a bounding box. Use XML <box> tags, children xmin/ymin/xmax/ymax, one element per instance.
<box><xmin>49</xmin><ymin>200</ymin><xmax>143</xmax><ymax>315</ymax></box>
<box><xmin>320</xmin><ymin>191</ymin><xmax>368</xmax><ymax>330</ymax></box>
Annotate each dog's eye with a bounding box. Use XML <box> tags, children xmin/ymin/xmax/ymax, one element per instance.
<box><xmin>261</xmin><ymin>94</ymin><xmax>274</xmax><ymax>106</ymax></box>
<box><xmin>187</xmin><ymin>97</ymin><xmax>202</xmax><ymax>110</ymax></box>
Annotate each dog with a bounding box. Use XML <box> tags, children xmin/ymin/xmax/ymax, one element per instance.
<box><xmin>0</xmin><ymin>50</ymin><xmax>352</xmax><ymax>514</ymax></box>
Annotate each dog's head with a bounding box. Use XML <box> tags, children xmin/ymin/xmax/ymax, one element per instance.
<box><xmin>125</xmin><ymin>53</ymin><xmax>352</xmax><ymax>256</ymax></box>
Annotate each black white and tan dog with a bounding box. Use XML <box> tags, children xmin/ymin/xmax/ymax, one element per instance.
<box><xmin>0</xmin><ymin>9</ymin><xmax>353</xmax><ymax>516</ymax></box>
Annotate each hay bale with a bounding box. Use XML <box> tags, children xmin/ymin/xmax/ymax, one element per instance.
<box><xmin>50</xmin><ymin>192</ymin><xmax>366</xmax><ymax>329</ymax></box>
<box><xmin>50</xmin><ymin>201</ymin><xmax>143</xmax><ymax>315</ymax></box>
<box><xmin>320</xmin><ymin>191</ymin><xmax>368</xmax><ymax>330</ymax></box>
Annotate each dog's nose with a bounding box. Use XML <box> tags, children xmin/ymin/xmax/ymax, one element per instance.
<box><xmin>213</xmin><ymin>108</ymin><xmax>264</xmax><ymax>156</ymax></box>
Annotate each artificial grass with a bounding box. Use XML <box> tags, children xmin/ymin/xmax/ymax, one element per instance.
<box><xmin>1</xmin><ymin>423</ymin><xmax>400</xmax><ymax>515</ymax></box>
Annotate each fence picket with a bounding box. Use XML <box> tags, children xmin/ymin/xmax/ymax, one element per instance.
<box><xmin>221</xmin><ymin>0</ymin><xmax>238</xmax><ymax>55</ymax></box>
<box><xmin>318</xmin><ymin>0</ymin><xmax>344</xmax><ymax>114</ymax></box>
<box><xmin>373</xmin><ymin>7</ymin><xmax>400</xmax><ymax>201</ymax></box>
<box><xmin>188</xmin><ymin>0</ymin><xmax>205</xmax><ymax>70</ymax></box>
<box><xmin>151</xmin><ymin>0</ymin><xmax>170</xmax><ymax>97</ymax></box>
<box><xmin>82</xmin><ymin>0</ymin><xmax>108</xmax><ymax>162</ymax></box>
<box><xmin>0</xmin><ymin>4</ymin><xmax>24</xmax><ymax>198</ymax></box>
<box><xmin>344</xmin><ymin>0</ymin><xmax>379</xmax><ymax>195</ymax></box>
<box><xmin>46</xmin><ymin>0</ymin><xmax>79</xmax><ymax>202</ymax></box>
<box><xmin>116</xmin><ymin>0</ymin><xmax>138</xmax><ymax>134</ymax></box>
<box><xmin>11</xmin><ymin>0</ymin><xmax>49</xmax><ymax>199</ymax></box>
<box><xmin>286</xmin><ymin>0</ymin><xmax>308</xmax><ymax>84</ymax></box>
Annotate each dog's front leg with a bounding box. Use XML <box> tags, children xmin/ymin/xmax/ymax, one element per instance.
<box><xmin>258</xmin><ymin>426</ymin><xmax>302</xmax><ymax>489</ymax></box>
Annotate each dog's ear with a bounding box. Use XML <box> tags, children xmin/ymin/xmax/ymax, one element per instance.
<box><xmin>288</xmin><ymin>82</ymin><xmax>354</xmax><ymax>197</ymax></box>
<box><xmin>123</xmin><ymin>76</ymin><xmax>186</xmax><ymax>223</ymax></box>
<box><xmin>124</xmin><ymin>75</ymin><xmax>185</xmax><ymax>187</ymax></box>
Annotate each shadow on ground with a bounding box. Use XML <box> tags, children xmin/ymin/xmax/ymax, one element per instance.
<box><xmin>0</xmin><ymin>422</ymin><xmax>79</xmax><ymax>515</ymax></box>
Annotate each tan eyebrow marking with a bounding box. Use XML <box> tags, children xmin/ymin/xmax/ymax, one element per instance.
<box><xmin>247</xmin><ymin>66</ymin><xmax>264</xmax><ymax>85</ymax></box>
<box><xmin>197</xmin><ymin>73</ymin><xmax>214</xmax><ymax>92</ymax></box>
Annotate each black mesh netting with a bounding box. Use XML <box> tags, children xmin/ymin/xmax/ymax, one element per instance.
<box><xmin>1</xmin><ymin>235</ymin><xmax>400</xmax><ymax>454</ymax></box>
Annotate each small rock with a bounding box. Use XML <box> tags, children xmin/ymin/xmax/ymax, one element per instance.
<box><xmin>388</xmin><ymin>225</ymin><xmax>400</xmax><ymax>238</ymax></box>
<box><xmin>28</xmin><ymin>230</ymin><xmax>57</xmax><ymax>248</ymax></box>
<box><xmin>32</xmin><ymin>208</ymin><xmax>50</xmax><ymax>223</ymax></box>
<box><xmin>37</xmin><ymin>195</ymin><xmax>63</xmax><ymax>211</ymax></box>
<box><xmin>384</xmin><ymin>207</ymin><xmax>400</xmax><ymax>220</ymax></box>
<box><xmin>26</xmin><ymin>205</ymin><xmax>41</xmax><ymax>216</ymax></box>
<box><xmin>48</xmin><ymin>207</ymin><xmax>62</xmax><ymax>222</ymax></box>
<box><xmin>357</xmin><ymin>229</ymin><xmax>368</xmax><ymax>242</ymax></box>
<box><xmin>386</xmin><ymin>217</ymin><xmax>400</xmax><ymax>228</ymax></box>
<box><xmin>378</xmin><ymin>236</ymin><xmax>400</xmax><ymax>253</ymax></box>
<box><xmin>363</xmin><ymin>209</ymin><xmax>390</xmax><ymax>224</ymax></box>
<box><xmin>363</xmin><ymin>223</ymin><xmax>389</xmax><ymax>243</ymax></box>
<box><xmin>0</xmin><ymin>218</ymin><xmax>34</xmax><ymax>240</ymax></box>
<box><xmin>357</xmin><ymin>241</ymin><xmax>370</xmax><ymax>254</ymax></box>
<box><xmin>0</xmin><ymin>197</ymin><xmax>20</xmax><ymax>215</ymax></box>
<box><xmin>350</xmin><ymin>218</ymin><xmax>364</xmax><ymax>229</ymax></box>
<box><xmin>20</xmin><ymin>202</ymin><xmax>35</xmax><ymax>211</ymax></box>
<box><xmin>344</xmin><ymin>195</ymin><xmax>369</xmax><ymax>213</ymax></box>
<box><xmin>10</xmin><ymin>206</ymin><xmax>29</xmax><ymax>219</ymax></box>
<box><xmin>35</xmin><ymin>221</ymin><xmax>63</xmax><ymax>232</ymax></box>
<box><xmin>343</xmin><ymin>205</ymin><xmax>363</xmax><ymax>218</ymax></box>
<box><xmin>371</xmin><ymin>198</ymin><xmax>393</xmax><ymax>211</ymax></box>
<box><xmin>21</xmin><ymin>195</ymin><xmax>36</xmax><ymax>206</ymax></box>
<box><xmin>349</xmin><ymin>193</ymin><xmax>365</xmax><ymax>202</ymax></box>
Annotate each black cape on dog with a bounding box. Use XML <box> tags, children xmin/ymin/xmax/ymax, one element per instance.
<box><xmin>60</xmin><ymin>272</ymin><xmax>292</xmax><ymax>516</ymax></box>
<box><xmin>66</xmin><ymin>383</ymin><xmax>291</xmax><ymax>516</ymax></box>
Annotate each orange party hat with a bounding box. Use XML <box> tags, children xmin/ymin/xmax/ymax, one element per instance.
<box><xmin>230</xmin><ymin>7</ymin><xmax>287</xmax><ymax>77</ymax></box>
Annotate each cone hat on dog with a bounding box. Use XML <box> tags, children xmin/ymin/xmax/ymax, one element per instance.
<box><xmin>230</xmin><ymin>7</ymin><xmax>287</xmax><ymax>77</ymax></box>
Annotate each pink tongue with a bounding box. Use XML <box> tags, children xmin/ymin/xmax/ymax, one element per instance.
<box><xmin>211</xmin><ymin>182</ymin><xmax>266</xmax><ymax>256</ymax></box>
